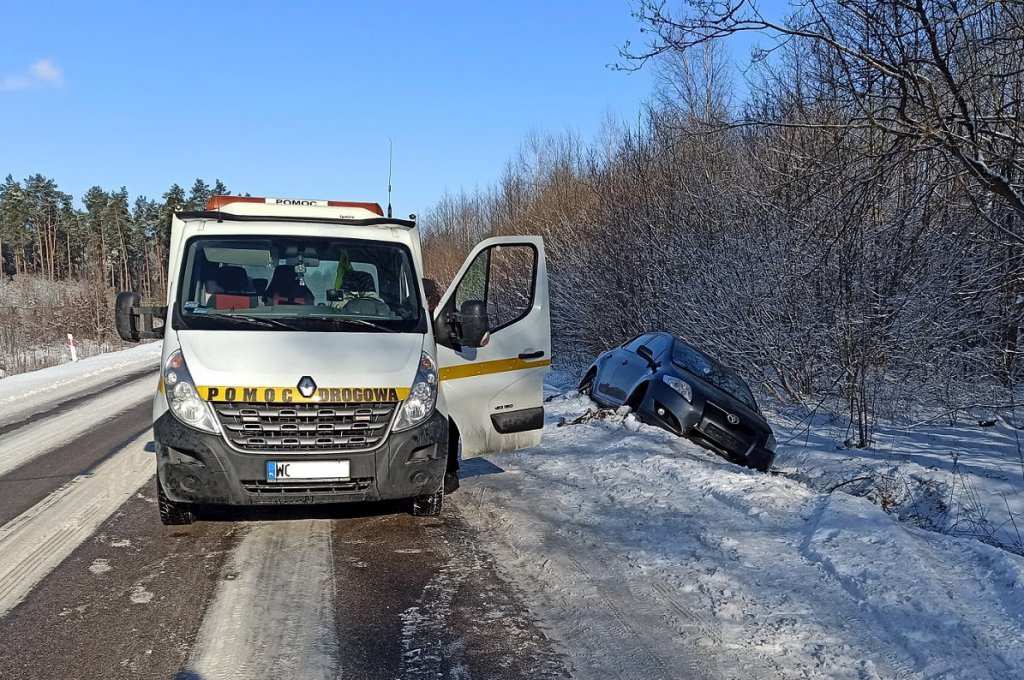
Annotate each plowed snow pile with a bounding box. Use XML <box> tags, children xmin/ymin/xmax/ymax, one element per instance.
<box><xmin>455</xmin><ymin>387</ymin><xmax>1024</xmax><ymax>680</ymax></box>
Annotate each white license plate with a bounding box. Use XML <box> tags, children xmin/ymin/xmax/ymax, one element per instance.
<box><xmin>266</xmin><ymin>460</ymin><xmax>350</xmax><ymax>482</ymax></box>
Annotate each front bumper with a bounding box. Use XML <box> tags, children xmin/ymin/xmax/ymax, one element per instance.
<box><xmin>154</xmin><ymin>409</ymin><xmax>448</xmax><ymax>506</ymax></box>
<box><xmin>637</xmin><ymin>380</ymin><xmax>776</xmax><ymax>471</ymax></box>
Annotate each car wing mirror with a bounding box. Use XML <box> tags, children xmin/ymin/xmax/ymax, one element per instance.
<box><xmin>447</xmin><ymin>299</ymin><xmax>490</xmax><ymax>348</ymax></box>
<box><xmin>637</xmin><ymin>345</ymin><xmax>658</xmax><ymax>368</ymax></box>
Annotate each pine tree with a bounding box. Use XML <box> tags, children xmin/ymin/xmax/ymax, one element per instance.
<box><xmin>187</xmin><ymin>178</ymin><xmax>212</xmax><ymax>211</ymax></box>
<box><xmin>23</xmin><ymin>175</ymin><xmax>72</xmax><ymax>280</ymax></box>
<box><xmin>0</xmin><ymin>175</ymin><xmax>27</xmax><ymax>276</ymax></box>
<box><xmin>81</xmin><ymin>186</ymin><xmax>111</xmax><ymax>286</ymax></box>
<box><xmin>104</xmin><ymin>188</ymin><xmax>132</xmax><ymax>290</ymax></box>
<box><xmin>131</xmin><ymin>196</ymin><xmax>161</xmax><ymax>297</ymax></box>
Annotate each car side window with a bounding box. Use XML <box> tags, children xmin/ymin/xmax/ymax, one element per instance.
<box><xmin>625</xmin><ymin>334</ymin><xmax>651</xmax><ymax>353</ymax></box>
<box><xmin>645</xmin><ymin>334</ymin><xmax>670</xmax><ymax>358</ymax></box>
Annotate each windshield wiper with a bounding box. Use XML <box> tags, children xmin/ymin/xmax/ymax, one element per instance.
<box><xmin>305</xmin><ymin>316</ymin><xmax>400</xmax><ymax>333</ymax></box>
<box><xmin>193</xmin><ymin>312</ymin><xmax>298</xmax><ymax>330</ymax></box>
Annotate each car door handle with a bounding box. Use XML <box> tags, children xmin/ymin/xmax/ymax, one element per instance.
<box><xmin>518</xmin><ymin>350</ymin><xmax>545</xmax><ymax>360</ymax></box>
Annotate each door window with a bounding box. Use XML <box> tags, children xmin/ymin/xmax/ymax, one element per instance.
<box><xmin>453</xmin><ymin>243</ymin><xmax>537</xmax><ymax>333</ymax></box>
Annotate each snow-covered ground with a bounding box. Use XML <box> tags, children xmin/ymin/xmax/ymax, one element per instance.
<box><xmin>0</xmin><ymin>341</ymin><xmax>160</xmax><ymax>425</ymax></box>
<box><xmin>458</xmin><ymin>376</ymin><xmax>1024</xmax><ymax>679</ymax></box>
<box><xmin>775</xmin><ymin>409</ymin><xmax>1024</xmax><ymax>556</ymax></box>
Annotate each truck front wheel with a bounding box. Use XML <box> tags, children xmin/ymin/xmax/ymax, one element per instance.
<box><xmin>157</xmin><ymin>478</ymin><xmax>196</xmax><ymax>526</ymax></box>
<box><xmin>410</xmin><ymin>487</ymin><xmax>444</xmax><ymax>517</ymax></box>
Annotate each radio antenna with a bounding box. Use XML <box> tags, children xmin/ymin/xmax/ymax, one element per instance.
<box><xmin>386</xmin><ymin>138</ymin><xmax>393</xmax><ymax>218</ymax></box>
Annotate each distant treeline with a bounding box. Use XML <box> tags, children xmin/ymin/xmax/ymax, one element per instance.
<box><xmin>0</xmin><ymin>177</ymin><xmax>230</xmax><ymax>299</ymax></box>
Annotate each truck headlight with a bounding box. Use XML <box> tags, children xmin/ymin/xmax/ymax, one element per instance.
<box><xmin>163</xmin><ymin>350</ymin><xmax>219</xmax><ymax>433</ymax></box>
<box><xmin>393</xmin><ymin>352</ymin><xmax>438</xmax><ymax>431</ymax></box>
<box><xmin>663</xmin><ymin>375</ymin><xmax>693</xmax><ymax>402</ymax></box>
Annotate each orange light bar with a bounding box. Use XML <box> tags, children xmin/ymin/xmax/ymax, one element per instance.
<box><xmin>206</xmin><ymin>195</ymin><xmax>384</xmax><ymax>216</ymax></box>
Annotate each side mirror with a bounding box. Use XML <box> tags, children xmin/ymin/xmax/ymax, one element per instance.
<box><xmin>637</xmin><ymin>345</ymin><xmax>658</xmax><ymax>367</ymax></box>
<box><xmin>448</xmin><ymin>299</ymin><xmax>490</xmax><ymax>348</ymax></box>
<box><xmin>115</xmin><ymin>291</ymin><xmax>142</xmax><ymax>342</ymax></box>
<box><xmin>115</xmin><ymin>291</ymin><xmax>166</xmax><ymax>342</ymax></box>
<box><xmin>326</xmin><ymin>289</ymin><xmax>341</xmax><ymax>302</ymax></box>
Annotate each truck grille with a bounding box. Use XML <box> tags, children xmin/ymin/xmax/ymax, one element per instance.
<box><xmin>213</xmin><ymin>402</ymin><xmax>397</xmax><ymax>453</ymax></box>
<box><xmin>243</xmin><ymin>478</ymin><xmax>374</xmax><ymax>495</ymax></box>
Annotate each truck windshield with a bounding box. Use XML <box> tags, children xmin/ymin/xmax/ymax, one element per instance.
<box><xmin>175</xmin><ymin>236</ymin><xmax>425</xmax><ymax>333</ymax></box>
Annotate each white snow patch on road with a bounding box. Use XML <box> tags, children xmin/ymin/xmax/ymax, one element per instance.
<box><xmin>0</xmin><ymin>374</ymin><xmax>156</xmax><ymax>478</ymax></box>
<box><xmin>182</xmin><ymin>520</ymin><xmax>338</xmax><ymax>680</ymax></box>
<box><xmin>399</xmin><ymin>561</ymin><xmax>460</xmax><ymax>679</ymax></box>
<box><xmin>88</xmin><ymin>559</ymin><xmax>111</xmax><ymax>575</ymax></box>
<box><xmin>454</xmin><ymin>390</ymin><xmax>1024</xmax><ymax>680</ymax></box>
<box><xmin>0</xmin><ymin>341</ymin><xmax>159</xmax><ymax>426</ymax></box>
<box><xmin>0</xmin><ymin>433</ymin><xmax>153</xmax><ymax>617</ymax></box>
<box><xmin>129</xmin><ymin>584</ymin><xmax>154</xmax><ymax>604</ymax></box>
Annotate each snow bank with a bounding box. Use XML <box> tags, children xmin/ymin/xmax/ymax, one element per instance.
<box><xmin>776</xmin><ymin>409</ymin><xmax>1024</xmax><ymax>555</ymax></box>
<box><xmin>0</xmin><ymin>342</ymin><xmax>160</xmax><ymax>424</ymax></box>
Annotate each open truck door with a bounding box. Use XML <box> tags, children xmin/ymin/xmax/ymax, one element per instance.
<box><xmin>434</xmin><ymin>236</ymin><xmax>551</xmax><ymax>458</ymax></box>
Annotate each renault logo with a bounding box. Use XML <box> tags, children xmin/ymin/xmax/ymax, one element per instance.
<box><xmin>297</xmin><ymin>376</ymin><xmax>317</xmax><ymax>398</ymax></box>
<box><xmin>726</xmin><ymin>413</ymin><xmax>740</xmax><ymax>425</ymax></box>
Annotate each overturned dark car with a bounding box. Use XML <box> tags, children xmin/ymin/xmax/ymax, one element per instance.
<box><xmin>579</xmin><ymin>332</ymin><xmax>776</xmax><ymax>471</ymax></box>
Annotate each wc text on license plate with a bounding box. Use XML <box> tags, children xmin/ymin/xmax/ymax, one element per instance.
<box><xmin>266</xmin><ymin>460</ymin><xmax>350</xmax><ymax>481</ymax></box>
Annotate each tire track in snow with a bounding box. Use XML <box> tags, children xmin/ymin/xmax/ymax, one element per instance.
<box><xmin>0</xmin><ymin>432</ymin><xmax>154</xmax><ymax>617</ymax></box>
<box><xmin>0</xmin><ymin>364</ymin><xmax>157</xmax><ymax>434</ymax></box>
<box><xmin>0</xmin><ymin>400</ymin><xmax>151</xmax><ymax>526</ymax></box>
<box><xmin>0</xmin><ymin>373</ymin><xmax>156</xmax><ymax>479</ymax></box>
<box><xmin>178</xmin><ymin>519</ymin><xmax>339</xmax><ymax>680</ymax></box>
<box><xmin>454</xmin><ymin>478</ymin><xmax>716</xmax><ymax>680</ymax></box>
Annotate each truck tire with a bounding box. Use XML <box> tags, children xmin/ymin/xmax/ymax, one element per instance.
<box><xmin>411</xmin><ymin>487</ymin><xmax>444</xmax><ymax>517</ymax></box>
<box><xmin>157</xmin><ymin>478</ymin><xmax>196</xmax><ymax>526</ymax></box>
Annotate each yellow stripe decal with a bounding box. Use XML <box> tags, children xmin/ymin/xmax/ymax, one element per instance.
<box><xmin>157</xmin><ymin>377</ymin><xmax>165</xmax><ymax>394</ymax></box>
<box><xmin>196</xmin><ymin>386</ymin><xmax>410</xmax><ymax>403</ymax></box>
<box><xmin>439</xmin><ymin>358</ymin><xmax>551</xmax><ymax>382</ymax></box>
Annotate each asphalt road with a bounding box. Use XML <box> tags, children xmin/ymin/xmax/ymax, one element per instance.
<box><xmin>0</xmin><ymin>373</ymin><xmax>567</xmax><ymax>680</ymax></box>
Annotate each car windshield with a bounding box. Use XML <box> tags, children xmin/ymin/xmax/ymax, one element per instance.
<box><xmin>175</xmin><ymin>236</ymin><xmax>424</xmax><ymax>333</ymax></box>
<box><xmin>672</xmin><ymin>341</ymin><xmax>758</xmax><ymax>410</ymax></box>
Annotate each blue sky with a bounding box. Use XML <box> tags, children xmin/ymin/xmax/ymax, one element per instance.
<box><xmin>0</xmin><ymin>2</ymin><xmax>663</xmax><ymax>217</ymax></box>
<box><xmin>1</xmin><ymin>2</ymin><xmax>793</xmax><ymax>218</ymax></box>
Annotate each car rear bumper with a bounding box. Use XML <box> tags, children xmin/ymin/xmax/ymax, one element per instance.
<box><xmin>154</xmin><ymin>409</ymin><xmax>447</xmax><ymax>506</ymax></box>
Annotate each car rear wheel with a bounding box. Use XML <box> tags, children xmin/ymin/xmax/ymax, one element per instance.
<box><xmin>157</xmin><ymin>478</ymin><xmax>196</xmax><ymax>526</ymax></box>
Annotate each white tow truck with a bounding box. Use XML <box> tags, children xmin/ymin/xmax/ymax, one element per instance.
<box><xmin>116</xmin><ymin>195</ymin><xmax>550</xmax><ymax>524</ymax></box>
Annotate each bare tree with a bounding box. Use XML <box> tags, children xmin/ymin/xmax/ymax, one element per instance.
<box><xmin>625</xmin><ymin>0</ymin><xmax>1024</xmax><ymax>240</ymax></box>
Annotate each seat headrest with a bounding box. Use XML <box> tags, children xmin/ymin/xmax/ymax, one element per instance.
<box><xmin>266</xmin><ymin>265</ymin><xmax>298</xmax><ymax>294</ymax></box>
<box><xmin>216</xmin><ymin>265</ymin><xmax>249</xmax><ymax>292</ymax></box>
<box><xmin>341</xmin><ymin>270</ymin><xmax>375</xmax><ymax>294</ymax></box>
